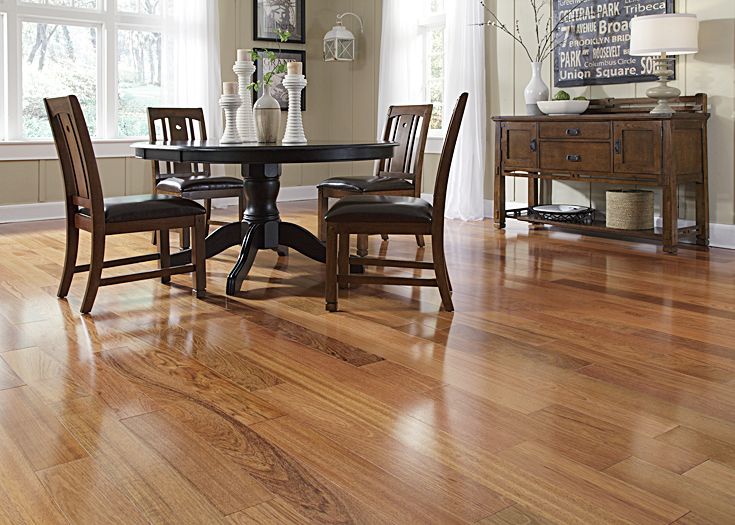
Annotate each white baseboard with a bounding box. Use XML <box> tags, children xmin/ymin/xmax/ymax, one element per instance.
<box><xmin>0</xmin><ymin>185</ymin><xmax>320</xmax><ymax>224</ymax></box>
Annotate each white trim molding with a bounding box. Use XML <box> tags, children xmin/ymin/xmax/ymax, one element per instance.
<box><xmin>0</xmin><ymin>139</ymin><xmax>140</xmax><ymax>161</ymax></box>
<box><xmin>0</xmin><ymin>185</ymin><xmax>320</xmax><ymax>223</ymax></box>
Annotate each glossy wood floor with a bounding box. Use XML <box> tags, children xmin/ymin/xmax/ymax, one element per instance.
<box><xmin>1</xmin><ymin>200</ymin><xmax>735</xmax><ymax>524</ymax></box>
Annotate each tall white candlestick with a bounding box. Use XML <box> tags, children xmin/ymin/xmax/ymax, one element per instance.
<box><xmin>282</xmin><ymin>74</ymin><xmax>307</xmax><ymax>144</ymax></box>
<box><xmin>233</xmin><ymin>59</ymin><xmax>258</xmax><ymax>143</ymax></box>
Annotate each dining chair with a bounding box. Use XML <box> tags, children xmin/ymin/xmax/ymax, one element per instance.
<box><xmin>147</xmin><ymin>107</ymin><xmax>245</xmax><ymax>248</ymax></box>
<box><xmin>324</xmin><ymin>93</ymin><xmax>468</xmax><ymax>313</ymax></box>
<box><xmin>317</xmin><ymin>104</ymin><xmax>432</xmax><ymax>256</ymax></box>
<box><xmin>46</xmin><ymin>96</ymin><xmax>207</xmax><ymax>314</ymax></box>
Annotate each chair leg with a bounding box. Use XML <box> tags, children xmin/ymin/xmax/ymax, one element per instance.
<box><xmin>325</xmin><ymin>226</ymin><xmax>338</xmax><ymax>312</ymax></box>
<box><xmin>58</xmin><ymin>222</ymin><xmax>79</xmax><ymax>298</ymax></box>
<box><xmin>356</xmin><ymin>234</ymin><xmax>368</xmax><ymax>257</ymax></box>
<box><xmin>180</xmin><ymin>227</ymin><xmax>191</xmax><ymax>250</ymax></box>
<box><xmin>432</xmin><ymin>235</ymin><xmax>454</xmax><ymax>312</ymax></box>
<box><xmin>205</xmin><ymin>199</ymin><xmax>212</xmax><ymax>237</ymax></box>
<box><xmin>192</xmin><ymin>216</ymin><xmax>207</xmax><ymax>299</ymax></box>
<box><xmin>158</xmin><ymin>229</ymin><xmax>171</xmax><ymax>284</ymax></box>
<box><xmin>381</xmin><ymin>234</ymin><xmax>389</xmax><ymax>241</ymax></box>
<box><xmin>416</xmin><ymin>234</ymin><xmax>426</xmax><ymax>248</ymax></box>
<box><xmin>338</xmin><ymin>233</ymin><xmax>350</xmax><ymax>290</ymax></box>
<box><xmin>317</xmin><ymin>189</ymin><xmax>328</xmax><ymax>242</ymax></box>
<box><xmin>80</xmin><ymin>233</ymin><xmax>105</xmax><ymax>315</ymax></box>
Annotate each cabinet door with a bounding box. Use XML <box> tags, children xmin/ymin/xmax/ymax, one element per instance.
<box><xmin>501</xmin><ymin>122</ymin><xmax>538</xmax><ymax>169</ymax></box>
<box><xmin>613</xmin><ymin>121</ymin><xmax>662</xmax><ymax>176</ymax></box>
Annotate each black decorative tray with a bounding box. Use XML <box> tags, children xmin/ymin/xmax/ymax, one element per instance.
<box><xmin>529</xmin><ymin>205</ymin><xmax>595</xmax><ymax>224</ymax></box>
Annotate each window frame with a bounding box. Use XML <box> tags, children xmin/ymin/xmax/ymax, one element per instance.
<box><xmin>418</xmin><ymin>5</ymin><xmax>446</xmax><ymax>154</ymax></box>
<box><xmin>0</xmin><ymin>0</ymin><xmax>163</xmax><ymax>156</ymax></box>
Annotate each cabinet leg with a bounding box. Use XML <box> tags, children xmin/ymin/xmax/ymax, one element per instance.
<box><xmin>663</xmin><ymin>182</ymin><xmax>679</xmax><ymax>255</ymax></box>
<box><xmin>494</xmin><ymin>173</ymin><xmax>506</xmax><ymax>229</ymax></box>
<box><xmin>695</xmin><ymin>181</ymin><xmax>710</xmax><ymax>247</ymax></box>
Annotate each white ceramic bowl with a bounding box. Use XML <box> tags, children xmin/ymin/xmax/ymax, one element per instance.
<box><xmin>537</xmin><ymin>100</ymin><xmax>590</xmax><ymax>115</ymax></box>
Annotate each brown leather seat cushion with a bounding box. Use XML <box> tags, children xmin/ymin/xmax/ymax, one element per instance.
<box><xmin>317</xmin><ymin>175</ymin><xmax>414</xmax><ymax>193</ymax></box>
<box><xmin>156</xmin><ymin>176</ymin><xmax>243</xmax><ymax>193</ymax></box>
<box><xmin>80</xmin><ymin>195</ymin><xmax>206</xmax><ymax>223</ymax></box>
<box><xmin>325</xmin><ymin>196</ymin><xmax>433</xmax><ymax>224</ymax></box>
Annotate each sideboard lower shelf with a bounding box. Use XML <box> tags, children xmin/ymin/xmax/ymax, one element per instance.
<box><xmin>507</xmin><ymin>207</ymin><xmax>699</xmax><ymax>241</ymax></box>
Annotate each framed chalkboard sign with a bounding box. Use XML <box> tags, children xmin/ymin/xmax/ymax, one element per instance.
<box><xmin>553</xmin><ymin>0</ymin><xmax>674</xmax><ymax>87</ymax></box>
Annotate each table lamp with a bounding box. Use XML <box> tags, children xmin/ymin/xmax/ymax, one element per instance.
<box><xmin>630</xmin><ymin>13</ymin><xmax>699</xmax><ymax>114</ymax></box>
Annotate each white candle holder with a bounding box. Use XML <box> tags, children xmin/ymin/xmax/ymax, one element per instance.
<box><xmin>219</xmin><ymin>94</ymin><xmax>243</xmax><ymax>144</ymax></box>
<box><xmin>282</xmin><ymin>74</ymin><xmax>308</xmax><ymax>144</ymax></box>
<box><xmin>233</xmin><ymin>60</ymin><xmax>258</xmax><ymax>143</ymax></box>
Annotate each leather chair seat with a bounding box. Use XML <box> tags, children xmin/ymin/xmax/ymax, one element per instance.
<box><xmin>317</xmin><ymin>175</ymin><xmax>414</xmax><ymax>193</ymax></box>
<box><xmin>80</xmin><ymin>195</ymin><xmax>206</xmax><ymax>223</ymax></box>
<box><xmin>156</xmin><ymin>175</ymin><xmax>243</xmax><ymax>193</ymax></box>
<box><xmin>325</xmin><ymin>196</ymin><xmax>433</xmax><ymax>224</ymax></box>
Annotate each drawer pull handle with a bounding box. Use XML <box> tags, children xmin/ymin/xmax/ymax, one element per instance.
<box><xmin>614</xmin><ymin>139</ymin><xmax>622</xmax><ymax>154</ymax></box>
<box><xmin>530</xmin><ymin>139</ymin><xmax>538</xmax><ymax>152</ymax></box>
<box><xmin>566</xmin><ymin>128</ymin><xmax>581</xmax><ymax>136</ymax></box>
<box><xmin>566</xmin><ymin>155</ymin><xmax>581</xmax><ymax>162</ymax></box>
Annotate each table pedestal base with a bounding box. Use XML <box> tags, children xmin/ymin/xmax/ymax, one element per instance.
<box><xmin>168</xmin><ymin>162</ymin><xmax>361</xmax><ymax>296</ymax></box>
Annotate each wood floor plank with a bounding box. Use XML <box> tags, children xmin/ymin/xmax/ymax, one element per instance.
<box><xmin>37</xmin><ymin>457</ymin><xmax>150</xmax><ymax>525</ymax></box>
<box><xmin>0</xmin><ymin>425</ymin><xmax>68</xmax><ymax>525</ymax></box>
<box><xmin>122</xmin><ymin>409</ymin><xmax>274</xmax><ymax>515</ymax></box>
<box><xmin>256</xmin><ymin>383</ymin><xmax>511</xmax><ymax>522</ymax></box>
<box><xmin>55</xmin><ymin>401</ymin><xmax>230</xmax><ymax>524</ymax></box>
<box><xmin>478</xmin><ymin>505</ymin><xmax>556</xmax><ymax>525</ymax></box>
<box><xmin>227</xmin><ymin>497</ymin><xmax>313</xmax><ymax>525</ymax></box>
<box><xmin>0</xmin><ymin>355</ymin><xmax>25</xmax><ymax>390</ymax></box>
<box><xmin>657</xmin><ymin>426</ymin><xmax>735</xmax><ymax>468</ymax></box>
<box><xmin>605</xmin><ymin>457</ymin><xmax>735</xmax><ymax>524</ymax></box>
<box><xmin>682</xmin><ymin>460</ymin><xmax>735</xmax><ymax>497</ymax></box>
<box><xmin>0</xmin><ymin>386</ymin><xmax>87</xmax><ymax>470</ymax></box>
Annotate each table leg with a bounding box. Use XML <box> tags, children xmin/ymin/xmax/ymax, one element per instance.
<box><xmin>169</xmin><ymin>221</ymin><xmax>244</xmax><ymax>266</ymax></box>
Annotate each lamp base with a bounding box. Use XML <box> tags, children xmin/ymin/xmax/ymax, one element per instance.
<box><xmin>646</xmin><ymin>56</ymin><xmax>680</xmax><ymax>115</ymax></box>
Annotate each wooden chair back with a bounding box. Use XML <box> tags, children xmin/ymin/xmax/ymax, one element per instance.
<box><xmin>147</xmin><ymin>107</ymin><xmax>210</xmax><ymax>181</ymax></box>
<box><xmin>431</xmin><ymin>93</ymin><xmax>469</xmax><ymax>235</ymax></box>
<box><xmin>45</xmin><ymin>95</ymin><xmax>104</xmax><ymax>218</ymax></box>
<box><xmin>378</xmin><ymin>104</ymin><xmax>433</xmax><ymax>196</ymax></box>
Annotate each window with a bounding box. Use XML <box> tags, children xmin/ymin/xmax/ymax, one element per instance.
<box><xmin>1</xmin><ymin>0</ymin><xmax>163</xmax><ymax>141</ymax></box>
<box><xmin>419</xmin><ymin>0</ymin><xmax>445</xmax><ymax>136</ymax></box>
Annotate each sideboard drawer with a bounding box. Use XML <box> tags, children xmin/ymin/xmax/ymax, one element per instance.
<box><xmin>540</xmin><ymin>141</ymin><xmax>611</xmax><ymax>172</ymax></box>
<box><xmin>539</xmin><ymin>122</ymin><xmax>611</xmax><ymax>140</ymax></box>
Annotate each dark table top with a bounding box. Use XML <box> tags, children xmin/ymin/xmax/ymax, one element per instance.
<box><xmin>132</xmin><ymin>140</ymin><xmax>398</xmax><ymax>165</ymax></box>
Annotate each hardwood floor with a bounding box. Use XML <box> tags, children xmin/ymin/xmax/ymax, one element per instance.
<box><xmin>1</xmin><ymin>200</ymin><xmax>734</xmax><ymax>524</ymax></box>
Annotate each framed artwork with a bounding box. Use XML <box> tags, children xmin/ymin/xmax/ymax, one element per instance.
<box><xmin>254</xmin><ymin>49</ymin><xmax>306</xmax><ymax>111</ymax></box>
<box><xmin>254</xmin><ymin>0</ymin><xmax>306</xmax><ymax>44</ymax></box>
<box><xmin>552</xmin><ymin>0</ymin><xmax>675</xmax><ymax>87</ymax></box>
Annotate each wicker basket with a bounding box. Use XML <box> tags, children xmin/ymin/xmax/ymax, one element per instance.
<box><xmin>606</xmin><ymin>190</ymin><xmax>654</xmax><ymax>230</ymax></box>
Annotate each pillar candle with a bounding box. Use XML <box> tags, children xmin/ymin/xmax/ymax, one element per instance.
<box><xmin>287</xmin><ymin>62</ymin><xmax>303</xmax><ymax>75</ymax></box>
<box><xmin>223</xmin><ymin>82</ymin><xmax>238</xmax><ymax>95</ymax></box>
<box><xmin>237</xmin><ymin>49</ymin><xmax>252</xmax><ymax>61</ymax></box>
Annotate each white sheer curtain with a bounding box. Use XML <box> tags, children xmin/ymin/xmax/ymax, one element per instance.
<box><xmin>377</xmin><ymin>0</ymin><xmax>424</xmax><ymax>135</ymax></box>
<box><xmin>443</xmin><ymin>0</ymin><xmax>486</xmax><ymax>220</ymax></box>
<box><xmin>161</xmin><ymin>0</ymin><xmax>222</xmax><ymax>138</ymax></box>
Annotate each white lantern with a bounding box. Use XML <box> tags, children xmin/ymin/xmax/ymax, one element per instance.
<box><xmin>324</xmin><ymin>12</ymin><xmax>364</xmax><ymax>62</ymax></box>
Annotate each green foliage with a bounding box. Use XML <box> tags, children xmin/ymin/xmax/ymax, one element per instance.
<box><xmin>553</xmin><ymin>90</ymin><xmax>571</xmax><ymax>101</ymax></box>
<box><xmin>573</xmin><ymin>96</ymin><xmax>588</xmax><ymax>101</ymax></box>
<box><xmin>249</xmin><ymin>29</ymin><xmax>291</xmax><ymax>93</ymax></box>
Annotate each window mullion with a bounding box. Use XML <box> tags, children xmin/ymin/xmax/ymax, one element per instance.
<box><xmin>104</xmin><ymin>1</ymin><xmax>117</xmax><ymax>138</ymax></box>
<box><xmin>6</xmin><ymin>1</ymin><xmax>21</xmax><ymax>140</ymax></box>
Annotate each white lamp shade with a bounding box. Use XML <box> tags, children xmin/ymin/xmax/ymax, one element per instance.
<box><xmin>630</xmin><ymin>14</ymin><xmax>699</xmax><ymax>56</ymax></box>
<box><xmin>324</xmin><ymin>24</ymin><xmax>356</xmax><ymax>61</ymax></box>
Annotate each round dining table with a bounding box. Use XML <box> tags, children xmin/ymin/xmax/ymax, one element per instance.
<box><xmin>132</xmin><ymin>139</ymin><xmax>397</xmax><ymax>295</ymax></box>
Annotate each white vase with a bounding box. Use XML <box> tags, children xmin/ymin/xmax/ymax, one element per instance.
<box><xmin>524</xmin><ymin>62</ymin><xmax>549</xmax><ymax>116</ymax></box>
<box><xmin>253</xmin><ymin>86</ymin><xmax>281</xmax><ymax>143</ymax></box>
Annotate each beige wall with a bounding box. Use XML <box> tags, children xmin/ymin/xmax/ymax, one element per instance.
<box><xmin>0</xmin><ymin>0</ymin><xmax>380</xmax><ymax>206</ymax></box>
<box><xmin>494</xmin><ymin>0</ymin><xmax>735</xmax><ymax>224</ymax></box>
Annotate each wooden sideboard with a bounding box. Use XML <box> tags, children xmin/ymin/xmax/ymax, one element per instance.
<box><xmin>493</xmin><ymin>95</ymin><xmax>709</xmax><ymax>254</ymax></box>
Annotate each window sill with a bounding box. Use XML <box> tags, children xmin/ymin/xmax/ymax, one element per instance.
<box><xmin>0</xmin><ymin>138</ymin><xmax>144</xmax><ymax>162</ymax></box>
<box><xmin>426</xmin><ymin>134</ymin><xmax>445</xmax><ymax>155</ymax></box>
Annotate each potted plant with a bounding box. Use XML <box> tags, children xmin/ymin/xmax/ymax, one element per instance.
<box><xmin>478</xmin><ymin>0</ymin><xmax>584</xmax><ymax>115</ymax></box>
<box><xmin>249</xmin><ymin>30</ymin><xmax>290</xmax><ymax>142</ymax></box>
